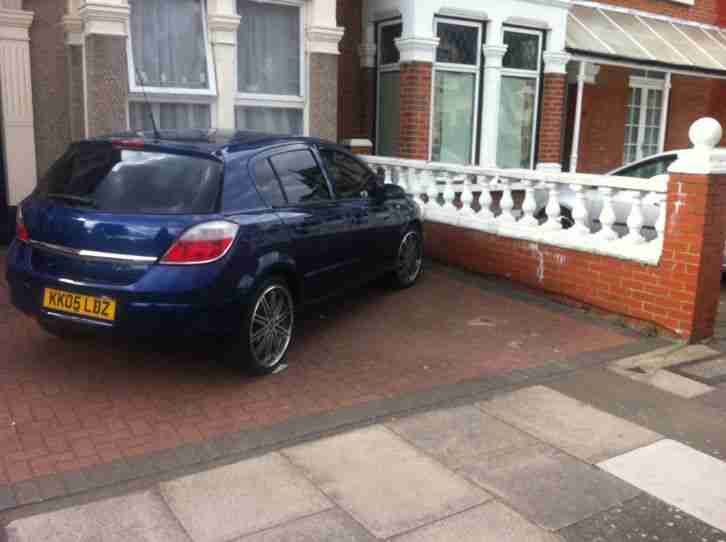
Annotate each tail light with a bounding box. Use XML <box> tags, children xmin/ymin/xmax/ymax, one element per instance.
<box><xmin>16</xmin><ymin>207</ymin><xmax>29</xmax><ymax>242</ymax></box>
<box><xmin>160</xmin><ymin>221</ymin><xmax>239</xmax><ymax>265</ymax></box>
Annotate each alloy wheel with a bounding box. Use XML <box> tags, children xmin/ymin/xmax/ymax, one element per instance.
<box><xmin>249</xmin><ymin>285</ymin><xmax>294</xmax><ymax>369</ymax></box>
<box><xmin>397</xmin><ymin>231</ymin><xmax>423</xmax><ymax>285</ymax></box>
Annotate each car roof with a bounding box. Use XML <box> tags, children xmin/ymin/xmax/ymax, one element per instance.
<box><xmin>86</xmin><ymin>129</ymin><xmax>334</xmax><ymax>158</ymax></box>
<box><xmin>607</xmin><ymin>151</ymin><xmax>678</xmax><ymax>176</ymax></box>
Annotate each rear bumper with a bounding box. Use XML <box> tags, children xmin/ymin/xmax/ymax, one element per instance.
<box><xmin>5</xmin><ymin>241</ymin><xmax>247</xmax><ymax>337</ymax></box>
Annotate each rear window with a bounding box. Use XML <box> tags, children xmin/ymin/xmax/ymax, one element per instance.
<box><xmin>39</xmin><ymin>142</ymin><xmax>222</xmax><ymax>214</ymax></box>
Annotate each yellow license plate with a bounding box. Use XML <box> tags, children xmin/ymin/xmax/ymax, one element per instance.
<box><xmin>42</xmin><ymin>288</ymin><xmax>117</xmax><ymax>322</ymax></box>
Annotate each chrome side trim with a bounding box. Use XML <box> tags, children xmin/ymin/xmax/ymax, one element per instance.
<box><xmin>27</xmin><ymin>240</ymin><xmax>158</xmax><ymax>264</ymax></box>
<box><xmin>43</xmin><ymin>311</ymin><xmax>114</xmax><ymax>328</ymax></box>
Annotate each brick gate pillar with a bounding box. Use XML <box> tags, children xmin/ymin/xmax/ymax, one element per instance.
<box><xmin>665</xmin><ymin>118</ymin><xmax>726</xmax><ymax>342</ymax></box>
<box><xmin>537</xmin><ymin>51</ymin><xmax>570</xmax><ymax>173</ymax></box>
<box><xmin>395</xmin><ymin>37</ymin><xmax>438</xmax><ymax>160</ymax></box>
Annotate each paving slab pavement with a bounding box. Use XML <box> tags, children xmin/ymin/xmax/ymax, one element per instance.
<box><xmin>282</xmin><ymin>426</ymin><xmax>489</xmax><ymax>539</ymax></box>
<box><xmin>601</xmin><ymin>439</ymin><xmax>726</xmax><ymax>532</ymax></box>
<box><xmin>478</xmin><ymin>385</ymin><xmax>661</xmax><ymax>463</ymax></box>
<box><xmin>389</xmin><ymin>502</ymin><xmax>562</xmax><ymax>542</ymax></box>
<box><xmin>233</xmin><ymin>509</ymin><xmax>376</xmax><ymax>542</ymax></box>
<box><xmin>159</xmin><ymin>453</ymin><xmax>332</xmax><ymax>542</ymax></box>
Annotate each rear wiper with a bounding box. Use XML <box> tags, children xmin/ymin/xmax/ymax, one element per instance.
<box><xmin>46</xmin><ymin>193</ymin><xmax>97</xmax><ymax>208</ymax></box>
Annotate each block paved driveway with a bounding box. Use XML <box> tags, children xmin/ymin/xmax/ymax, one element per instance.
<box><xmin>0</xmin><ymin>254</ymin><xmax>643</xmax><ymax>507</ymax></box>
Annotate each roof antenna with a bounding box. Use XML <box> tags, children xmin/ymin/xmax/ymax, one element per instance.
<box><xmin>133</xmin><ymin>65</ymin><xmax>161</xmax><ymax>141</ymax></box>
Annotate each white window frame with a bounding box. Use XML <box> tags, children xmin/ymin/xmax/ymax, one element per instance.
<box><xmin>127</xmin><ymin>98</ymin><xmax>217</xmax><ymax>131</ymax></box>
<box><xmin>624</xmin><ymin>73</ymin><xmax>667</xmax><ymax>164</ymax></box>
<box><xmin>375</xmin><ymin>18</ymin><xmax>403</xmax><ymax>155</ymax></box>
<box><xmin>429</xmin><ymin>17</ymin><xmax>484</xmax><ymax>164</ymax></box>
<box><xmin>500</xmin><ymin>26</ymin><xmax>543</xmax><ymax>170</ymax></box>
<box><xmin>126</xmin><ymin>0</ymin><xmax>218</xmax><ymax>98</ymax></box>
<box><xmin>234</xmin><ymin>0</ymin><xmax>307</xmax><ymax>135</ymax></box>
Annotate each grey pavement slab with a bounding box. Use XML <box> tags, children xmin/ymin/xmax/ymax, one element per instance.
<box><xmin>619</xmin><ymin>368</ymin><xmax>715</xmax><ymax>398</ymax></box>
<box><xmin>548</xmin><ymin>368</ymin><xmax>726</xmax><ymax>460</ymax></box>
<box><xmin>600</xmin><ymin>439</ymin><xmax>726</xmax><ymax>532</ymax></box>
<box><xmin>679</xmin><ymin>357</ymin><xmax>726</xmax><ymax>381</ymax></box>
<box><xmin>282</xmin><ymin>425</ymin><xmax>489</xmax><ymax>539</ymax></box>
<box><xmin>478</xmin><ymin>385</ymin><xmax>661</xmax><ymax>463</ymax></box>
<box><xmin>386</xmin><ymin>404</ymin><xmax>538</xmax><ymax>469</ymax></box>
<box><xmin>234</xmin><ymin>509</ymin><xmax>376</xmax><ymax>542</ymax></box>
<box><xmin>5</xmin><ymin>490</ymin><xmax>190</xmax><ymax>542</ymax></box>
<box><xmin>159</xmin><ymin>452</ymin><xmax>332</xmax><ymax>542</ymax></box>
<box><xmin>560</xmin><ymin>493</ymin><xmax>726</xmax><ymax>542</ymax></box>
<box><xmin>697</xmin><ymin>385</ymin><xmax>726</xmax><ymax>411</ymax></box>
<box><xmin>612</xmin><ymin>344</ymin><xmax>719</xmax><ymax>371</ymax></box>
<box><xmin>390</xmin><ymin>501</ymin><xmax>562</xmax><ymax>542</ymax></box>
<box><xmin>458</xmin><ymin>442</ymin><xmax>639</xmax><ymax>531</ymax></box>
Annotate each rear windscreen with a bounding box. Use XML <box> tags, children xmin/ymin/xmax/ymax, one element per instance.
<box><xmin>39</xmin><ymin>142</ymin><xmax>222</xmax><ymax>214</ymax></box>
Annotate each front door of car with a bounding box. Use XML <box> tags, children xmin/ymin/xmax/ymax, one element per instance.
<box><xmin>266</xmin><ymin>147</ymin><xmax>351</xmax><ymax>301</ymax></box>
<box><xmin>317</xmin><ymin>147</ymin><xmax>400</xmax><ymax>276</ymax></box>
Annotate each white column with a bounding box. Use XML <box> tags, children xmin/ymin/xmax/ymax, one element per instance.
<box><xmin>207</xmin><ymin>0</ymin><xmax>240</xmax><ymax>130</ymax></box>
<box><xmin>0</xmin><ymin>7</ymin><xmax>37</xmax><ymax>206</ymax></box>
<box><xmin>658</xmin><ymin>72</ymin><xmax>672</xmax><ymax>153</ymax></box>
<box><xmin>569</xmin><ymin>61</ymin><xmax>586</xmax><ymax>173</ymax></box>
<box><xmin>480</xmin><ymin>39</ymin><xmax>507</xmax><ymax>167</ymax></box>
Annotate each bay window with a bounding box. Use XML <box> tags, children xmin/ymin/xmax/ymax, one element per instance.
<box><xmin>497</xmin><ymin>28</ymin><xmax>543</xmax><ymax>169</ymax></box>
<box><xmin>127</xmin><ymin>0</ymin><xmax>216</xmax><ymax>130</ymax></box>
<box><xmin>376</xmin><ymin>21</ymin><xmax>402</xmax><ymax>156</ymax></box>
<box><xmin>236</xmin><ymin>0</ymin><xmax>304</xmax><ymax>134</ymax></box>
<box><xmin>431</xmin><ymin>19</ymin><xmax>483</xmax><ymax>164</ymax></box>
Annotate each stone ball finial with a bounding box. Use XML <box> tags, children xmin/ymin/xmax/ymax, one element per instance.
<box><xmin>689</xmin><ymin>117</ymin><xmax>722</xmax><ymax>150</ymax></box>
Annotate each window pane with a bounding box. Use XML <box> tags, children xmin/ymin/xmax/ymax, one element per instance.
<box><xmin>432</xmin><ymin>71</ymin><xmax>475</xmax><ymax>164</ymax></box>
<box><xmin>253</xmin><ymin>159</ymin><xmax>286</xmax><ymax>207</ymax></box>
<box><xmin>503</xmin><ymin>31</ymin><xmax>540</xmax><ymax>71</ymax></box>
<box><xmin>380</xmin><ymin>23</ymin><xmax>402</xmax><ymax>65</ymax></box>
<box><xmin>378</xmin><ymin>72</ymin><xmax>400</xmax><ymax>156</ymax></box>
<box><xmin>320</xmin><ymin>149</ymin><xmax>372</xmax><ymax>199</ymax></box>
<box><xmin>270</xmin><ymin>150</ymin><xmax>331</xmax><ymax>205</ymax></box>
<box><xmin>497</xmin><ymin>77</ymin><xmax>537</xmax><ymax>169</ymax></box>
<box><xmin>129</xmin><ymin>0</ymin><xmax>209</xmax><ymax>89</ymax></box>
<box><xmin>42</xmin><ymin>143</ymin><xmax>221</xmax><ymax>214</ymax></box>
<box><xmin>129</xmin><ymin>102</ymin><xmax>211</xmax><ymax>131</ymax></box>
<box><xmin>235</xmin><ymin>107</ymin><xmax>303</xmax><ymax>135</ymax></box>
<box><xmin>237</xmin><ymin>0</ymin><xmax>300</xmax><ymax>95</ymax></box>
<box><xmin>436</xmin><ymin>22</ymin><xmax>478</xmax><ymax>65</ymax></box>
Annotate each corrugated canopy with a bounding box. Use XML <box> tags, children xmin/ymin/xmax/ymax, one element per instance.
<box><xmin>567</xmin><ymin>4</ymin><xmax>726</xmax><ymax>73</ymax></box>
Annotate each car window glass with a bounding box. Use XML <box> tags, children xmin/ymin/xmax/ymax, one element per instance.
<box><xmin>319</xmin><ymin>149</ymin><xmax>373</xmax><ymax>199</ymax></box>
<box><xmin>618</xmin><ymin>155</ymin><xmax>677</xmax><ymax>179</ymax></box>
<box><xmin>269</xmin><ymin>150</ymin><xmax>331</xmax><ymax>205</ymax></box>
<box><xmin>253</xmin><ymin>158</ymin><xmax>287</xmax><ymax>207</ymax></box>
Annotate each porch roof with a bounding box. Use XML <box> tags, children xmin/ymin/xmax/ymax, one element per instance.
<box><xmin>567</xmin><ymin>3</ymin><xmax>726</xmax><ymax>75</ymax></box>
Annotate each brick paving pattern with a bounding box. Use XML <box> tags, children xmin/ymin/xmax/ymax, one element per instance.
<box><xmin>0</xmin><ymin>256</ymin><xmax>635</xmax><ymax>489</ymax></box>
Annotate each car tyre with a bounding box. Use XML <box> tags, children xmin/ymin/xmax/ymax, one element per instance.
<box><xmin>231</xmin><ymin>275</ymin><xmax>295</xmax><ymax>376</ymax></box>
<box><xmin>391</xmin><ymin>228</ymin><xmax>423</xmax><ymax>289</ymax></box>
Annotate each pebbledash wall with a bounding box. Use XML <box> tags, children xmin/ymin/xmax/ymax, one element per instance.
<box><xmin>421</xmin><ymin>120</ymin><xmax>726</xmax><ymax>342</ymax></box>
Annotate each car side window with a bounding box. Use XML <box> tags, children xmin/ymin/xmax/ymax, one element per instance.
<box><xmin>319</xmin><ymin>149</ymin><xmax>373</xmax><ymax>199</ymax></box>
<box><xmin>618</xmin><ymin>155</ymin><xmax>677</xmax><ymax>179</ymax></box>
<box><xmin>253</xmin><ymin>158</ymin><xmax>287</xmax><ymax>208</ymax></box>
<box><xmin>269</xmin><ymin>150</ymin><xmax>332</xmax><ymax>205</ymax></box>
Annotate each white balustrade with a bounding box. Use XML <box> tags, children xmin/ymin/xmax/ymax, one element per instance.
<box><xmin>363</xmin><ymin>155</ymin><xmax>669</xmax><ymax>265</ymax></box>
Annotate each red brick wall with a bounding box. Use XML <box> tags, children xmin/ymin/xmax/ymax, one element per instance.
<box><xmin>538</xmin><ymin>74</ymin><xmax>567</xmax><ymax>166</ymax></box>
<box><xmin>665</xmin><ymin>75</ymin><xmax>722</xmax><ymax>151</ymax></box>
<box><xmin>598</xmin><ymin>0</ymin><xmax>719</xmax><ymax>24</ymax></box>
<box><xmin>424</xmin><ymin>171</ymin><xmax>726</xmax><ymax>341</ymax></box>
<box><xmin>336</xmin><ymin>0</ymin><xmax>364</xmax><ymax>140</ymax></box>
<box><xmin>399</xmin><ymin>62</ymin><xmax>432</xmax><ymax>160</ymax></box>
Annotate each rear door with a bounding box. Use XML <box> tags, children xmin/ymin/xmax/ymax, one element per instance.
<box><xmin>265</xmin><ymin>146</ymin><xmax>352</xmax><ymax>300</ymax></box>
<box><xmin>23</xmin><ymin>141</ymin><xmax>223</xmax><ymax>284</ymax></box>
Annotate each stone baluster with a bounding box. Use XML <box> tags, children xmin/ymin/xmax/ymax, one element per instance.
<box><xmin>396</xmin><ymin>166</ymin><xmax>408</xmax><ymax>192</ymax></box>
<box><xmin>595</xmin><ymin>187</ymin><xmax>618</xmax><ymax>240</ymax></box>
<box><xmin>543</xmin><ymin>182</ymin><xmax>562</xmax><ymax>230</ymax></box>
<box><xmin>426</xmin><ymin>170</ymin><xmax>440</xmax><ymax>210</ymax></box>
<box><xmin>382</xmin><ymin>165</ymin><xmax>393</xmax><ymax>185</ymax></box>
<box><xmin>499</xmin><ymin>177</ymin><xmax>516</xmax><ymax>223</ymax></box>
<box><xmin>570</xmin><ymin>184</ymin><xmax>590</xmax><ymax>236</ymax></box>
<box><xmin>460</xmin><ymin>175</ymin><xmax>475</xmax><ymax>216</ymax></box>
<box><xmin>478</xmin><ymin>176</ymin><xmax>495</xmax><ymax>221</ymax></box>
<box><xmin>624</xmin><ymin>191</ymin><xmax>646</xmax><ymax>244</ymax></box>
<box><xmin>519</xmin><ymin>180</ymin><xmax>538</xmax><ymax>227</ymax></box>
<box><xmin>442</xmin><ymin>171</ymin><xmax>457</xmax><ymax>213</ymax></box>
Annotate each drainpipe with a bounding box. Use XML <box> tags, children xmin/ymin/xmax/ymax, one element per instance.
<box><xmin>569</xmin><ymin>61</ymin><xmax>586</xmax><ymax>173</ymax></box>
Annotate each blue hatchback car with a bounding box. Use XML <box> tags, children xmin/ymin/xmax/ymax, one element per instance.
<box><xmin>6</xmin><ymin>130</ymin><xmax>423</xmax><ymax>374</ymax></box>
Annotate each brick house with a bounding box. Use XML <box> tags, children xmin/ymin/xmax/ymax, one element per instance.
<box><xmin>1</xmin><ymin>0</ymin><xmax>726</xmax><ymax>239</ymax></box>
